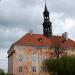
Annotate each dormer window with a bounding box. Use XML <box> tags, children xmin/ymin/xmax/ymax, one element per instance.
<box><xmin>38</xmin><ymin>38</ymin><xmax>42</xmax><ymax>42</ymax></box>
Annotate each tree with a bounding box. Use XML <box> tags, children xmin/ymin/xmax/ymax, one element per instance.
<box><xmin>0</xmin><ymin>69</ymin><xmax>5</xmax><ymax>75</ymax></box>
<box><xmin>0</xmin><ymin>69</ymin><xmax>8</xmax><ymax>75</ymax></box>
<box><xmin>44</xmin><ymin>56</ymin><xmax>75</xmax><ymax>75</ymax></box>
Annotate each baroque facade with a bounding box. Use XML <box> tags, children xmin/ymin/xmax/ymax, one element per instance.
<box><xmin>8</xmin><ymin>3</ymin><xmax>75</xmax><ymax>75</ymax></box>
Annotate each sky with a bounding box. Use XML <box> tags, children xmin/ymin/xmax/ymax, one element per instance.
<box><xmin>0</xmin><ymin>0</ymin><xmax>75</xmax><ymax>72</ymax></box>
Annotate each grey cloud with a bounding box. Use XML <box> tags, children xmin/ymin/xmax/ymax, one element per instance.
<box><xmin>47</xmin><ymin>0</ymin><xmax>75</xmax><ymax>18</ymax></box>
<box><xmin>17</xmin><ymin>0</ymin><xmax>39</xmax><ymax>7</ymax></box>
<box><xmin>0</xmin><ymin>0</ymin><xmax>75</xmax><ymax>50</ymax></box>
<box><xmin>0</xmin><ymin>4</ymin><xmax>43</xmax><ymax>29</ymax></box>
<box><xmin>0</xmin><ymin>26</ymin><xmax>26</xmax><ymax>49</ymax></box>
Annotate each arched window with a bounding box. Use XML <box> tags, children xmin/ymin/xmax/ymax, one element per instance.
<box><xmin>45</xmin><ymin>17</ymin><xmax>46</xmax><ymax>19</ymax></box>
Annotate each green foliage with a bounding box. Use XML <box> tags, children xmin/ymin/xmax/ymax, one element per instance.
<box><xmin>0</xmin><ymin>69</ymin><xmax>5</xmax><ymax>75</ymax></box>
<box><xmin>44</xmin><ymin>56</ymin><xmax>75</xmax><ymax>75</ymax></box>
<box><xmin>0</xmin><ymin>69</ymin><xmax>8</xmax><ymax>75</ymax></box>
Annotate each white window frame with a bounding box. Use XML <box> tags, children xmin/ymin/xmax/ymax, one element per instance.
<box><xmin>19</xmin><ymin>66</ymin><xmax>22</xmax><ymax>72</ymax></box>
<box><xmin>42</xmin><ymin>66</ymin><xmax>47</xmax><ymax>72</ymax></box>
<box><xmin>19</xmin><ymin>55</ymin><xmax>23</xmax><ymax>61</ymax></box>
<box><xmin>32</xmin><ymin>66</ymin><xmax>36</xmax><ymax>72</ymax></box>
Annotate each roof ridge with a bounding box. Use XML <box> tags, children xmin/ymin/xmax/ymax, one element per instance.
<box><xmin>10</xmin><ymin>33</ymin><xmax>75</xmax><ymax>48</ymax></box>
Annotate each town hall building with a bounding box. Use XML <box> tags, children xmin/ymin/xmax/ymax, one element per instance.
<box><xmin>8</xmin><ymin>3</ymin><xmax>75</xmax><ymax>75</ymax></box>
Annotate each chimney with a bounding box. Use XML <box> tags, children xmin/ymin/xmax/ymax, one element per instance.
<box><xmin>26</xmin><ymin>30</ymin><xmax>33</xmax><ymax>36</ymax></box>
<box><xmin>62</xmin><ymin>32</ymin><xmax>68</xmax><ymax>40</ymax></box>
<box><xmin>29</xmin><ymin>29</ymin><xmax>33</xmax><ymax>35</ymax></box>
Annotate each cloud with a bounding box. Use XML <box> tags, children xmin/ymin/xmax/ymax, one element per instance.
<box><xmin>0</xmin><ymin>49</ymin><xmax>8</xmax><ymax>72</ymax></box>
<box><xmin>0</xmin><ymin>26</ymin><xmax>27</xmax><ymax>49</ymax></box>
<box><xmin>64</xmin><ymin>18</ymin><xmax>75</xmax><ymax>31</ymax></box>
<box><xmin>47</xmin><ymin>0</ymin><xmax>75</xmax><ymax>18</ymax></box>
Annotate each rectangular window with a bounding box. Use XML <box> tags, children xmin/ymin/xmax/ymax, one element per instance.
<box><xmin>19</xmin><ymin>55</ymin><xmax>23</xmax><ymax>61</ymax></box>
<box><xmin>19</xmin><ymin>66</ymin><xmax>22</xmax><ymax>72</ymax></box>
<box><xmin>42</xmin><ymin>66</ymin><xmax>47</xmax><ymax>72</ymax></box>
<box><xmin>32</xmin><ymin>66</ymin><xmax>36</xmax><ymax>72</ymax></box>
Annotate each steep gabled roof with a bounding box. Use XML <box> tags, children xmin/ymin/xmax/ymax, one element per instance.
<box><xmin>13</xmin><ymin>33</ymin><xmax>75</xmax><ymax>48</ymax></box>
<box><xmin>14</xmin><ymin>33</ymin><xmax>53</xmax><ymax>46</ymax></box>
<box><xmin>60</xmin><ymin>39</ymin><xmax>75</xmax><ymax>48</ymax></box>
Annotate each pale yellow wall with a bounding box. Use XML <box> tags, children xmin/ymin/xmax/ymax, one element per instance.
<box><xmin>8</xmin><ymin>46</ymin><xmax>15</xmax><ymax>75</ymax></box>
<box><xmin>67</xmin><ymin>49</ymin><xmax>75</xmax><ymax>56</ymax></box>
<box><xmin>8</xmin><ymin>45</ymin><xmax>75</xmax><ymax>75</ymax></box>
<box><xmin>13</xmin><ymin>45</ymin><xmax>51</xmax><ymax>75</ymax></box>
<box><xmin>8</xmin><ymin>54</ymin><xmax>13</xmax><ymax>75</ymax></box>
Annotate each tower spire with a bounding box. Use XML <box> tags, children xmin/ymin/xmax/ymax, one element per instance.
<box><xmin>45</xmin><ymin>0</ymin><xmax>48</xmax><ymax>12</ymax></box>
<box><xmin>44</xmin><ymin>0</ymin><xmax>49</xmax><ymax>12</ymax></box>
<box><xmin>42</xmin><ymin>0</ymin><xmax>52</xmax><ymax>37</ymax></box>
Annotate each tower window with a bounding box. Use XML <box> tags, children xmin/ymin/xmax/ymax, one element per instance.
<box><xmin>45</xmin><ymin>28</ymin><xmax>48</xmax><ymax>31</ymax></box>
<box><xmin>45</xmin><ymin>17</ymin><xmax>46</xmax><ymax>19</ymax></box>
<box><xmin>32</xmin><ymin>66</ymin><xmax>36</xmax><ymax>72</ymax></box>
<box><xmin>48</xmin><ymin>28</ymin><xmax>50</xmax><ymax>30</ymax></box>
<box><xmin>47</xmin><ymin>17</ymin><xmax>49</xmax><ymax>19</ymax></box>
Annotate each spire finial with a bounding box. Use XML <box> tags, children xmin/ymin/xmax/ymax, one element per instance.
<box><xmin>45</xmin><ymin>0</ymin><xmax>46</xmax><ymax>5</ymax></box>
<box><xmin>44</xmin><ymin>0</ymin><xmax>48</xmax><ymax>11</ymax></box>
